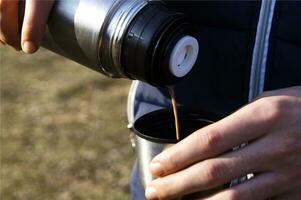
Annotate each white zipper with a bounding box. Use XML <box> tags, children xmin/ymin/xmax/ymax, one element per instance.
<box><xmin>249</xmin><ymin>0</ymin><xmax>276</xmax><ymax>101</ymax></box>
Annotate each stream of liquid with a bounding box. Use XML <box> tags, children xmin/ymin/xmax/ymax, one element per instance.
<box><xmin>167</xmin><ymin>85</ymin><xmax>180</xmax><ymax>141</ymax></box>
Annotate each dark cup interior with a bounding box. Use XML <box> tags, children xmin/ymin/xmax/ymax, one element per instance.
<box><xmin>133</xmin><ymin>108</ymin><xmax>221</xmax><ymax>143</ymax></box>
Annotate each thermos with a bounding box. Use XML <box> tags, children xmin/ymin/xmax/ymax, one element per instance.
<box><xmin>22</xmin><ymin>0</ymin><xmax>199</xmax><ymax>86</ymax></box>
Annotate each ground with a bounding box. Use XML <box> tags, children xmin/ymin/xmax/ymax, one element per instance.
<box><xmin>1</xmin><ymin>46</ymin><xmax>134</xmax><ymax>200</ymax></box>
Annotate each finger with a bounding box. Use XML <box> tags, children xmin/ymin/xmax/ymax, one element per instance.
<box><xmin>259</xmin><ymin>86</ymin><xmax>301</xmax><ymax>99</ymax></box>
<box><xmin>150</xmin><ymin>98</ymin><xmax>276</xmax><ymax>177</ymax></box>
<box><xmin>21</xmin><ymin>0</ymin><xmax>54</xmax><ymax>53</ymax></box>
<box><xmin>145</xmin><ymin>141</ymin><xmax>270</xmax><ymax>200</ymax></box>
<box><xmin>273</xmin><ymin>191</ymin><xmax>301</xmax><ymax>200</ymax></box>
<box><xmin>204</xmin><ymin>173</ymin><xmax>286</xmax><ymax>200</ymax></box>
<box><xmin>272</xmin><ymin>180</ymin><xmax>301</xmax><ymax>200</ymax></box>
<box><xmin>0</xmin><ymin>0</ymin><xmax>21</xmax><ymax>50</ymax></box>
<box><xmin>273</xmin><ymin>192</ymin><xmax>301</xmax><ymax>200</ymax></box>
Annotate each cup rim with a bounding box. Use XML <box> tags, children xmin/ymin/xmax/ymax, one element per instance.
<box><xmin>133</xmin><ymin>107</ymin><xmax>221</xmax><ymax>143</ymax></box>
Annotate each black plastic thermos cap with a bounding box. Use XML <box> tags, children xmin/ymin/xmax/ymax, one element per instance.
<box><xmin>121</xmin><ymin>3</ymin><xmax>198</xmax><ymax>85</ymax></box>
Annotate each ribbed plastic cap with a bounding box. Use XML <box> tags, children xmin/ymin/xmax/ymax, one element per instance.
<box><xmin>169</xmin><ymin>36</ymin><xmax>199</xmax><ymax>77</ymax></box>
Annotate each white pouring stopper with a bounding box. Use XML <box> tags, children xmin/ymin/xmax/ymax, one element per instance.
<box><xmin>169</xmin><ymin>35</ymin><xmax>199</xmax><ymax>78</ymax></box>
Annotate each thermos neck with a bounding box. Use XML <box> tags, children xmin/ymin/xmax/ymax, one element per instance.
<box><xmin>121</xmin><ymin>3</ymin><xmax>199</xmax><ymax>86</ymax></box>
<box><xmin>98</xmin><ymin>0</ymin><xmax>149</xmax><ymax>77</ymax></box>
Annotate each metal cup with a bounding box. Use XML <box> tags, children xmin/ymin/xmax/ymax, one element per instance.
<box><xmin>132</xmin><ymin>108</ymin><xmax>227</xmax><ymax>199</ymax></box>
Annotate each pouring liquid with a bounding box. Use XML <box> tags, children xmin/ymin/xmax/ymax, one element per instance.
<box><xmin>167</xmin><ymin>85</ymin><xmax>180</xmax><ymax>141</ymax></box>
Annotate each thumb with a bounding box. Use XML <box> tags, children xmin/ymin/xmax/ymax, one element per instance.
<box><xmin>21</xmin><ymin>0</ymin><xmax>54</xmax><ymax>53</ymax></box>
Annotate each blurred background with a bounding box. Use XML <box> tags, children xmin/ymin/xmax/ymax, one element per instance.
<box><xmin>1</xmin><ymin>46</ymin><xmax>133</xmax><ymax>200</ymax></box>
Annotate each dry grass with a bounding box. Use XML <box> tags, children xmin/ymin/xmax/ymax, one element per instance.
<box><xmin>0</xmin><ymin>46</ymin><xmax>133</xmax><ymax>200</ymax></box>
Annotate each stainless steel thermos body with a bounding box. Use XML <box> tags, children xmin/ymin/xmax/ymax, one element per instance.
<box><xmin>22</xmin><ymin>0</ymin><xmax>199</xmax><ymax>86</ymax></box>
<box><xmin>42</xmin><ymin>0</ymin><xmax>147</xmax><ymax>78</ymax></box>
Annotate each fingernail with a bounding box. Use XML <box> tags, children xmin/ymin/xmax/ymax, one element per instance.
<box><xmin>22</xmin><ymin>41</ymin><xmax>36</xmax><ymax>54</ymax></box>
<box><xmin>150</xmin><ymin>162</ymin><xmax>164</xmax><ymax>176</ymax></box>
<box><xmin>145</xmin><ymin>187</ymin><xmax>158</xmax><ymax>200</ymax></box>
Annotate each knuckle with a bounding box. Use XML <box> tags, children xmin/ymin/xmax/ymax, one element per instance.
<box><xmin>166</xmin><ymin>155</ymin><xmax>182</xmax><ymax>171</ymax></box>
<box><xmin>256</xmin><ymin>97</ymin><xmax>288</xmax><ymax>124</ymax></box>
<box><xmin>201</xmin><ymin>127</ymin><xmax>222</xmax><ymax>150</ymax></box>
<box><xmin>151</xmin><ymin>179</ymin><xmax>172</xmax><ymax>200</ymax></box>
<box><xmin>265</xmin><ymin>137</ymin><xmax>299</xmax><ymax>166</ymax></box>
<box><xmin>227</xmin><ymin>190</ymin><xmax>243</xmax><ymax>200</ymax></box>
<box><xmin>229</xmin><ymin>189</ymin><xmax>259</xmax><ymax>200</ymax></box>
<box><xmin>202</xmin><ymin>161</ymin><xmax>224</xmax><ymax>187</ymax></box>
<box><xmin>278</xmin><ymin>137</ymin><xmax>299</xmax><ymax>157</ymax></box>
